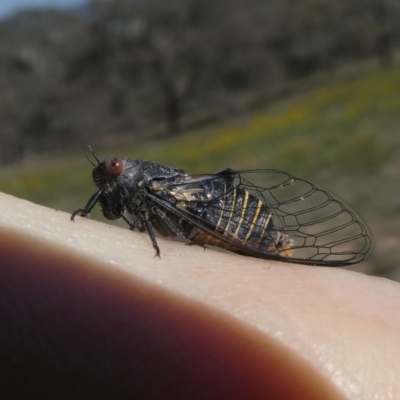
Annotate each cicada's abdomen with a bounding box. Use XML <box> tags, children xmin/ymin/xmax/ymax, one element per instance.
<box><xmin>190</xmin><ymin>185</ymin><xmax>292</xmax><ymax>257</ymax></box>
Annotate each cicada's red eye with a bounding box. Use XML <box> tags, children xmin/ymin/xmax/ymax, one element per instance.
<box><xmin>105</xmin><ymin>156</ymin><xmax>124</xmax><ymax>176</ymax></box>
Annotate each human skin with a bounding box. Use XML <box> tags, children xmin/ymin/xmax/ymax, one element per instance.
<box><xmin>0</xmin><ymin>192</ymin><xmax>399</xmax><ymax>399</ymax></box>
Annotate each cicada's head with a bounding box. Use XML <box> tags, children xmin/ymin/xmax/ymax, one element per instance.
<box><xmin>91</xmin><ymin>156</ymin><xmax>143</xmax><ymax>220</ymax></box>
<box><xmin>92</xmin><ymin>156</ymin><xmax>126</xmax><ymax>188</ymax></box>
<box><xmin>89</xmin><ymin>156</ymin><xmax>128</xmax><ymax>221</ymax></box>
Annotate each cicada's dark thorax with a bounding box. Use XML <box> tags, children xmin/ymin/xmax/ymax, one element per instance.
<box><xmin>187</xmin><ymin>185</ymin><xmax>293</xmax><ymax>257</ymax></box>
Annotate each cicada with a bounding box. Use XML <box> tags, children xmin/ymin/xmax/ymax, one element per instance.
<box><xmin>71</xmin><ymin>155</ymin><xmax>373</xmax><ymax>266</ymax></box>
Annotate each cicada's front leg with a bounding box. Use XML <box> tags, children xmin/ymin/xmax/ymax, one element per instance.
<box><xmin>71</xmin><ymin>187</ymin><xmax>107</xmax><ymax>220</ymax></box>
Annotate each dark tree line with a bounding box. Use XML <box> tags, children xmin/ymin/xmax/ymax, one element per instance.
<box><xmin>0</xmin><ymin>0</ymin><xmax>399</xmax><ymax>162</ymax></box>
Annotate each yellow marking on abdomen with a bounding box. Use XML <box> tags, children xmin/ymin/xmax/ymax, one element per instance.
<box><xmin>223</xmin><ymin>188</ymin><xmax>237</xmax><ymax>235</ymax></box>
<box><xmin>234</xmin><ymin>191</ymin><xmax>249</xmax><ymax>237</ymax></box>
<box><xmin>244</xmin><ymin>199</ymin><xmax>263</xmax><ymax>241</ymax></box>
<box><xmin>215</xmin><ymin>182</ymin><xmax>226</xmax><ymax>231</ymax></box>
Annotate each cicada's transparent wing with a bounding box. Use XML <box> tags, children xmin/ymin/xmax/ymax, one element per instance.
<box><xmin>149</xmin><ymin>169</ymin><xmax>373</xmax><ymax>266</ymax></box>
<box><xmin>231</xmin><ymin>170</ymin><xmax>372</xmax><ymax>265</ymax></box>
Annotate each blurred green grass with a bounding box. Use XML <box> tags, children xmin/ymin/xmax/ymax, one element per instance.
<box><xmin>1</xmin><ymin>64</ymin><xmax>399</xmax><ymax>277</ymax></box>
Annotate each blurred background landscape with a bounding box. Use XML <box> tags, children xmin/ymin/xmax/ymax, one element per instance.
<box><xmin>0</xmin><ymin>0</ymin><xmax>399</xmax><ymax>279</ymax></box>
